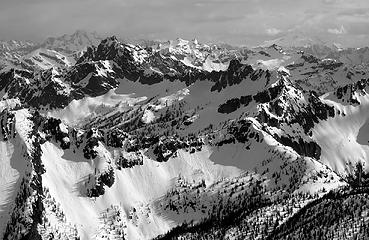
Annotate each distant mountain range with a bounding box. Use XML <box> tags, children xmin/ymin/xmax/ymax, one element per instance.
<box><xmin>0</xmin><ymin>30</ymin><xmax>103</xmax><ymax>72</ymax></box>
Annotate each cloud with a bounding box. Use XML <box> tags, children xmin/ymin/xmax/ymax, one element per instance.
<box><xmin>266</xmin><ymin>28</ymin><xmax>282</xmax><ymax>35</ymax></box>
<box><xmin>191</xmin><ymin>14</ymin><xmax>246</xmax><ymax>23</ymax></box>
<box><xmin>327</xmin><ymin>25</ymin><xmax>346</xmax><ymax>34</ymax></box>
<box><xmin>322</xmin><ymin>0</ymin><xmax>340</xmax><ymax>4</ymax></box>
<box><xmin>0</xmin><ymin>0</ymin><xmax>369</xmax><ymax>46</ymax></box>
<box><xmin>337</xmin><ymin>8</ymin><xmax>369</xmax><ymax>18</ymax></box>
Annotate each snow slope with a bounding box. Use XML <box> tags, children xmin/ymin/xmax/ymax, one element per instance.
<box><xmin>0</xmin><ymin>141</ymin><xmax>21</xmax><ymax>237</ymax></box>
<box><xmin>47</xmin><ymin>89</ymin><xmax>146</xmax><ymax>126</ymax></box>
<box><xmin>313</xmin><ymin>94</ymin><xmax>369</xmax><ymax>175</ymax></box>
<box><xmin>40</xmin><ymin>142</ymin><xmax>240</xmax><ymax>240</ymax></box>
<box><xmin>0</xmin><ymin>109</ymin><xmax>34</xmax><ymax>237</ymax></box>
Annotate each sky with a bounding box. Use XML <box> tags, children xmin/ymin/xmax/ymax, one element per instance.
<box><xmin>1</xmin><ymin>0</ymin><xmax>369</xmax><ymax>46</ymax></box>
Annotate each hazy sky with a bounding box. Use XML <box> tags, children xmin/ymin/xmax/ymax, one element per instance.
<box><xmin>1</xmin><ymin>0</ymin><xmax>369</xmax><ymax>46</ymax></box>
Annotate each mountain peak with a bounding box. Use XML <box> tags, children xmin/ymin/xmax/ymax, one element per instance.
<box><xmin>101</xmin><ymin>36</ymin><xmax>120</xmax><ymax>45</ymax></box>
<box><xmin>40</xmin><ymin>30</ymin><xmax>103</xmax><ymax>54</ymax></box>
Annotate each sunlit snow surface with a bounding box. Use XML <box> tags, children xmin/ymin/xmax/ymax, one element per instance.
<box><xmin>41</xmin><ymin>142</ymin><xmax>241</xmax><ymax>239</ymax></box>
<box><xmin>313</xmin><ymin>94</ymin><xmax>369</xmax><ymax>175</ymax></box>
<box><xmin>0</xmin><ymin>110</ymin><xmax>32</xmax><ymax>237</ymax></box>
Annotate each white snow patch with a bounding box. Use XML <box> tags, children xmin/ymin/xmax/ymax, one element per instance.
<box><xmin>142</xmin><ymin>109</ymin><xmax>155</xmax><ymax>124</ymax></box>
<box><xmin>46</xmin><ymin>89</ymin><xmax>146</xmax><ymax>126</ymax></box>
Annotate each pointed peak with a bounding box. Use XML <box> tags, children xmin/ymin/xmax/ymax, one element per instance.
<box><xmin>73</xmin><ymin>29</ymin><xmax>88</xmax><ymax>35</ymax></box>
<box><xmin>228</xmin><ymin>59</ymin><xmax>243</xmax><ymax>71</ymax></box>
<box><xmin>98</xmin><ymin>36</ymin><xmax>121</xmax><ymax>49</ymax></box>
<box><xmin>277</xmin><ymin>66</ymin><xmax>290</xmax><ymax>76</ymax></box>
<box><xmin>103</xmin><ymin>36</ymin><xmax>119</xmax><ymax>43</ymax></box>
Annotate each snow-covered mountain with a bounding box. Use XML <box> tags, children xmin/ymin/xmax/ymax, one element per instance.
<box><xmin>0</xmin><ymin>30</ymin><xmax>103</xmax><ymax>72</ymax></box>
<box><xmin>0</xmin><ymin>40</ymin><xmax>35</xmax><ymax>53</ymax></box>
<box><xmin>1</xmin><ymin>34</ymin><xmax>369</xmax><ymax>240</ymax></box>
<box><xmin>0</xmin><ymin>40</ymin><xmax>36</xmax><ymax>72</ymax></box>
<box><xmin>151</xmin><ymin>38</ymin><xmax>242</xmax><ymax>71</ymax></box>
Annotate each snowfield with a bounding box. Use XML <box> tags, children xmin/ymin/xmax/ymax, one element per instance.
<box><xmin>47</xmin><ymin>89</ymin><xmax>146</xmax><ymax>126</ymax></box>
<box><xmin>41</xmin><ymin>142</ymin><xmax>241</xmax><ymax>240</ymax></box>
<box><xmin>314</xmin><ymin>94</ymin><xmax>369</xmax><ymax>175</ymax></box>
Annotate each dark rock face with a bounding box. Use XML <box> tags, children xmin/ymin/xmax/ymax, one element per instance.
<box><xmin>229</xmin><ymin>120</ymin><xmax>259</xmax><ymax>143</ymax></box>
<box><xmin>82</xmin><ymin>129</ymin><xmax>103</xmax><ymax>159</ymax></box>
<box><xmin>106</xmin><ymin>129</ymin><xmax>127</xmax><ymax>148</ymax></box>
<box><xmin>210</xmin><ymin>61</ymin><xmax>259</xmax><ymax>92</ymax></box>
<box><xmin>301</xmin><ymin>54</ymin><xmax>320</xmax><ymax>64</ymax></box>
<box><xmin>83</xmin><ymin>137</ymin><xmax>99</xmax><ymax>159</ymax></box>
<box><xmin>0</xmin><ymin>110</ymin><xmax>16</xmax><ymax>141</ymax></box>
<box><xmin>216</xmin><ymin>119</ymin><xmax>262</xmax><ymax>147</ymax></box>
<box><xmin>86</xmin><ymin>166</ymin><xmax>115</xmax><ymax>198</ymax></box>
<box><xmin>335</xmin><ymin>78</ymin><xmax>369</xmax><ymax>105</ymax></box>
<box><xmin>277</xmin><ymin>135</ymin><xmax>321</xmax><ymax>159</ymax></box>
<box><xmin>43</xmin><ymin>117</ymin><xmax>70</xmax><ymax>149</ymax></box>
<box><xmin>218</xmin><ymin>79</ymin><xmax>284</xmax><ymax>114</ymax></box>
<box><xmin>218</xmin><ymin>98</ymin><xmax>242</xmax><ymax>114</ymax></box>
<box><xmin>258</xmin><ymin>51</ymin><xmax>271</xmax><ymax>57</ymax></box>
<box><xmin>152</xmin><ymin>136</ymin><xmax>203</xmax><ymax>162</ymax></box>
<box><xmin>116</xmin><ymin>153</ymin><xmax>143</xmax><ymax>169</ymax></box>
<box><xmin>253</xmin><ymin>90</ymin><xmax>271</xmax><ymax>103</ymax></box>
